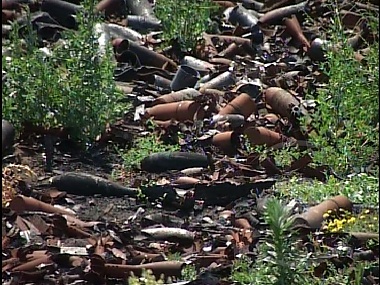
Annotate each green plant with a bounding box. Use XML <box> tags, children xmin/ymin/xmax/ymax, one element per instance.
<box><xmin>181</xmin><ymin>264</ymin><xmax>197</xmax><ymax>281</ymax></box>
<box><xmin>309</xmin><ymin>262</ymin><xmax>351</xmax><ymax>285</ymax></box>
<box><xmin>231</xmin><ymin>255</ymin><xmax>257</xmax><ymax>284</ymax></box>
<box><xmin>276</xmin><ymin>173</ymin><xmax>379</xmax><ymax>206</ymax></box>
<box><xmin>117</xmin><ymin>132</ymin><xmax>179</xmax><ymax>172</ymax></box>
<box><xmin>231</xmin><ymin>199</ymin><xmax>310</xmax><ymax>285</ymax></box>
<box><xmin>304</xmin><ymin>6</ymin><xmax>379</xmax><ymax>176</ymax></box>
<box><xmin>155</xmin><ymin>0</ymin><xmax>217</xmax><ymax>51</ymax></box>
<box><xmin>2</xmin><ymin>1</ymin><xmax>124</xmax><ymax>146</ymax></box>
<box><xmin>166</xmin><ymin>252</ymin><xmax>182</xmax><ymax>261</ymax></box>
<box><xmin>322</xmin><ymin>208</ymin><xmax>379</xmax><ymax>233</ymax></box>
<box><xmin>128</xmin><ymin>269</ymin><xmax>165</xmax><ymax>285</ymax></box>
<box><xmin>261</xmin><ymin>198</ymin><xmax>310</xmax><ymax>284</ymax></box>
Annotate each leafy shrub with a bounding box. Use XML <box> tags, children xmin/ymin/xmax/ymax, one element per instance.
<box><xmin>232</xmin><ymin>199</ymin><xmax>310</xmax><ymax>285</ymax></box>
<box><xmin>117</xmin><ymin>129</ymin><xmax>180</xmax><ymax>173</ymax></box>
<box><xmin>276</xmin><ymin>173</ymin><xmax>379</xmax><ymax>206</ymax></box>
<box><xmin>155</xmin><ymin>0</ymin><xmax>217</xmax><ymax>51</ymax></box>
<box><xmin>2</xmin><ymin>1</ymin><xmax>124</xmax><ymax>146</ymax></box>
<box><xmin>305</xmin><ymin>11</ymin><xmax>379</xmax><ymax>175</ymax></box>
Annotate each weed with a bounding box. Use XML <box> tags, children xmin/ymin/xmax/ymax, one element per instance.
<box><xmin>231</xmin><ymin>198</ymin><xmax>310</xmax><ymax>285</ymax></box>
<box><xmin>276</xmin><ymin>173</ymin><xmax>379</xmax><ymax>206</ymax></box>
<box><xmin>303</xmin><ymin>6</ymin><xmax>379</xmax><ymax>176</ymax></box>
<box><xmin>166</xmin><ymin>252</ymin><xmax>182</xmax><ymax>261</ymax></box>
<box><xmin>2</xmin><ymin>1</ymin><xmax>124</xmax><ymax>146</ymax></box>
<box><xmin>244</xmin><ymin>137</ymin><xmax>309</xmax><ymax>170</ymax></box>
<box><xmin>231</xmin><ymin>255</ymin><xmax>256</xmax><ymax>284</ymax></box>
<box><xmin>128</xmin><ymin>269</ymin><xmax>165</xmax><ymax>285</ymax></box>
<box><xmin>260</xmin><ymin>199</ymin><xmax>309</xmax><ymax>284</ymax></box>
<box><xmin>155</xmin><ymin>0</ymin><xmax>217</xmax><ymax>51</ymax></box>
<box><xmin>309</xmin><ymin>260</ymin><xmax>379</xmax><ymax>285</ymax></box>
<box><xmin>309</xmin><ymin>262</ymin><xmax>351</xmax><ymax>285</ymax></box>
<box><xmin>231</xmin><ymin>199</ymin><xmax>380</xmax><ymax>285</ymax></box>
<box><xmin>181</xmin><ymin>264</ymin><xmax>197</xmax><ymax>281</ymax></box>
<box><xmin>117</xmin><ymin>131</ymin><xmax>179</xmax><ymax>172</ymax></box>
<box><xmin>322</xmin><ymin>208</ymin><xmax>379</xmax><ymax>233</ymax></box>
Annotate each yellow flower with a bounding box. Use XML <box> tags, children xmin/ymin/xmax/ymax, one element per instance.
<box><xmin>373</xmin><ymin>216</ymin><xmax>378</xmax><ymax>221</ymax></box>
<box><xmin>360</xmin><ymin>215</ymin><xmax>367</xmax><ymax>220</ymax></box>
<box><xmin>368</xmin><ymin>224</ymin><xmax>374</xmax><ymax>229</ymax></box>
<box><xmin>364</xmin><ymin>209</ymin><xmax>370</xmax><ymax>214</ymax></box>
<box><xmin>323</xmin><ymin>213</ymin><xmax>330</xmax><ymax>219</ymax></box>
<box><xmin>341</xmin><ymin>218</ymin><xmax>347</xmax><ymax>224</ymax></box>
<box><xmin>330</xmin><ymin>228</ymin><xmax>338</xmax><ymax>233</ymax></box>
<box><xmin>327</xmin><ymin>210</ymin><xmax>332</xmax><ymax>214</ymax></box>
<box><xmin>348</xmin><ymin>217</ymin><xmax>356</xmax><ymax>223</ymax></box>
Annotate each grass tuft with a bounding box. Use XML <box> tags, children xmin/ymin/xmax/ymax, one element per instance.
<box><xmin>155</xmin><ymin>0</ymin><xmax>218</xmax><ymax>52</ymax></box>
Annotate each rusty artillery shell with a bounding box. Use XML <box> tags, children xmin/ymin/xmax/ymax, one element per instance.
<box><xmin>241</xmin><ymin>0</ymin><xmax>264</xmax><ymax>11</ymax></box>
<box><xmin>263</xmin><ymin>113</ymin><xmax>280</xmax><ymax>124</ymax></box>
<box><xmin>180</xmin><ymin>55</ymin><xmax>215</xmax><ymax>75</ymax></box>
<box><xmin>201</xmin><ymin>70</ymin><xmax>237</xmax><ymax>90</ymax></box>
<box><xmin>140</xmin><ymin>152</ymin><xmax>210</xmax><ymax>173</ymax></box>
<box><xmin>233</xmin><ymin>217</ymin><xmax>252</xmax><ymax>229</ymax></box>
<box><xmin>205</xmin><ymin>33</ymin><xmax>251</xmax><ymax>46</ymax></box>
<box><xmin>235</xmin><ymin>83</ymin><xmax>261</xmax><ymax>100</ymax></box>
<box><xmin>41</xmin><ymin>0</ymin><xmax>82</xmax><ymax>29</ymax></box>
<box><xmin>225</xmin><ymin>4</ymin><xmax>258</xmax><ymax>28</ymax></box>
<box><xmin>153</xmin><ymin>120</ymin><xmax>176</xmax><ymax>128</ymax></box>
<box><xmin>11</xmin><ymin>255</ymin><xmax>52</xmax><ymax>272</ymax></box>
<box><xmin>173</xmin><ymin>176</ymin><xmax>201</xmax><ymax>185</ymax></box>
<box><xmin>116</xmin><ymin>50</ymin><xmax>141</xmax><ymax>67</ymax></box>
<box><xmin>244</xmin><ymin>126</ymin><xmax>284</xmax><ymax>147</ymax></box>
<box><xmin>264</xmin><ymin>87</ymin><xmax>301</xmax><ymax>119</ymax></box>
<box><xmin>154</xmin><ymin>75</ymin><xmax>172</xmax><ymax>91</ymax></box>
<box><xmin>294</xmin><ymin>195</ymin><xmax>353</xmax><ymax>229</ymax></box>
<box><xmin>212</xmin><ymin>114</ymin><xmax>245</xmax><ymax>129</ymax></box>
<box><xmin>219</xmin><ymin>93</ymin><xmax>257</xmax><ymax>119</ymax></box>
<box><xmin>170</xmin><ymin>65</ymin><xmax>200</xmax><ymax>91</ymax></box>
<box><xmin>112</xmin><ymin>38</ymin><xmax>177</xmax><ymax>71</ymax></box>
<box><xmin>108</xmin><ymin>23</ymin><xmax>143</xmax><ymax>42</ymax></box>
<box><xmin>212</xmin><ymin>131</ymin><xmax>240</xmax><ymax>154</ymax></box>
<box><xmin>146</xmin><ymin>101</ymin><xmax>205</xmax><ymax>122</ymax></box>
<box><xmin>103</xmin><ymin>261</ymin><xmax>184</xmax><ymax>279</ymax></box>
<box><xmin>308</xmin><ymin>37</ymin><xmax>326</xmax><ymax>62</ymax></box>
<box><xmin>126</xmin><ymin>15</ymin><xmax>162</xmax><ymax>31</ymax></box>
<box><xmin>283</xmin><ymin>15</ymin><xmax>310</xmax><ymax>50</ymax></box>
<box><xmin>153</xmin><ymin>88</ymin><xmax>201</xmax><ymax>105</ymax></box>
<box><xmin>95</xmin><ymin>0</ymin><xmax>125</xmax><ymax>14</ymax></box>
<box><xmin>10</xmin><ymin>195</ymin><xmax>75</xmax><ymax>216</ymax></box>
<box><xmin>215</xmin><ymin>1</ymin><xmax>235</xmax><ymax>8</ymax></box>
<box><xmin>258</xmin><ymin>1</ymin><xmax>308</xmax><ymax>25</ymax></box>
<box><xmin>218</xmin><ymin>42</ymin><xmax>242</xmax><ymax>58</ymax></box>
<box><xmin>50</xmin><ymin>172</ymin><xmax>139</xmax><ymax>197</ymax></box>
<box><xmin>208</xmin><ymin>57</ymin><xmax>233</xmax><ymax>66</ymax></box>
